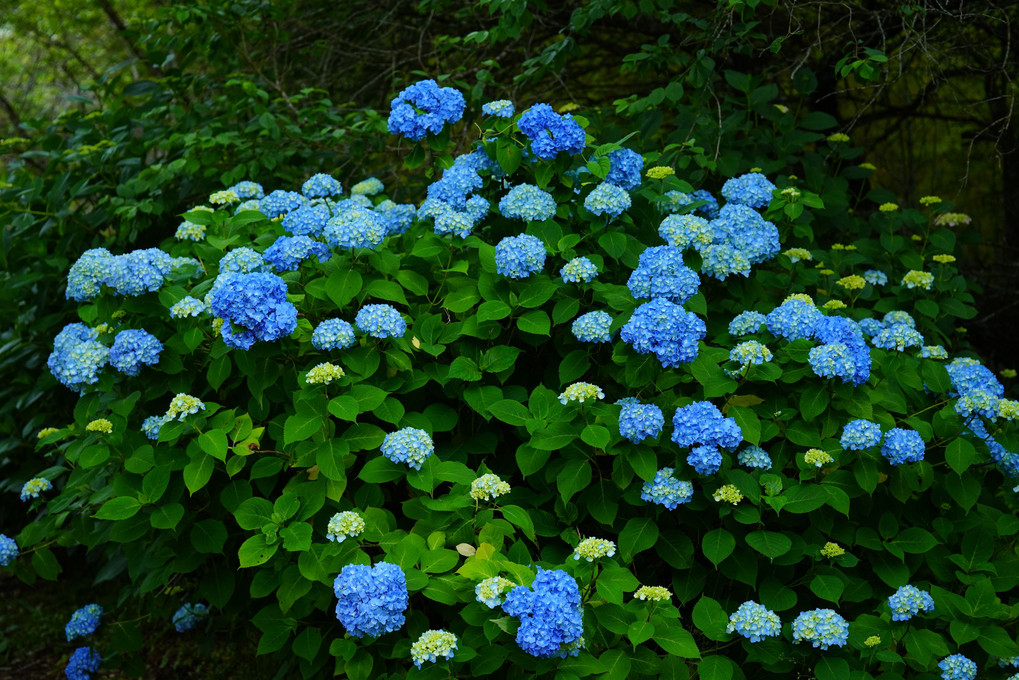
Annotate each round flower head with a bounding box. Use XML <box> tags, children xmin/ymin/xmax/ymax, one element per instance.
<box><xmin>627</xmin><ymin>245</ymin><xmax>700</xmax><ymax>305</ymax></box>
<box><xmin>471</xmin><ymin>473</ymin><xmax>511</xmax><ymax>501</ymax></box>
<box><xmin>887</xmin><ymin>585</ymin><xmax>935</xmax><ymax>621</ymax></box>
<box><xmin>433</xmin><ymin>209</ymin><xmax>475</xmax><ymax>239</ymax></box>
<box><xmin>730</xmin><ymin>340</ymin><xmax>772</xmax><ymax>366</ymax></box>
<box><xmin>263</xmin><ymin>235</ymin><xmax>331</xmax><ymax>272</ymax></box>
<box><xmin>804</xmin><ymin>448</ymin><xmax>834</xmax><ymax>468</ymax></box>
<box><xmin>573</xmin><ymin>537</ymin><xmax>616</xmax><ymax>561</ymax></box>
<box><xmin>672</xmin><ymin>401</ymin><xmax>743</xmax><ymax>450</ymax></box>
<box><xmin>584</xmin><ymin>182</ymin><xmax>631</xmax><ymax>218</ymax></box>
<box><xmin>376</xmin><ymin>201</ymin><xmax>418</xmax><ymax>235</ymax></box>
<box><xmin>572</xmin><ymin>311</ymin><xmax>613</xmax><ymax>343</ymax></box>
<box><xmin>380</xmin><ymin>427</ymin><xmax>434</xmax><ymax>470</ymax></box>
<box><xmin>561</xmin><ymin>256</ymin><xmax>598</xmax><ymax>283</ymax></box>
<box><xmin>38</xmin><ymin>427</ymin><xmax>60</xmax><ymax>439</ymax></box>
<box><xmin>175</xmin><ymin>219</ymin><xmax>206</xmax><ymax>242</ymax></box>
<box><xmin>737</xmin><ymin>445</ymin><xmax>772</xmax><ymax>469</ymax></box>
<box><xmin>808</xmin><ymin>343</ymin><xmax>859</xmax><ymax>382</ymax></box>
<box><xmin>47</xmin><ymin>329</ymin><xmax>109</xmax><ymax>391</ymax></box>
<box><xmin>476</xmin><ymin>576</ymin><xmax>516</xmax><ymax>608</ymax></box>
<box><xmin>729</xmin><ymin>311</ymin><xmax>766</xmax><ymax>337</ymax></box>
<box><xmin>872</xmin><ymin>324</ymin><xmax>924</xmax><ymax>352</ymax></box>
<box><xmin>902</xmin><ymin>270</ymin><xmax>934</xmax><ymax>290</ymax></box>
<box><xmin>881</xmin><ymin>428</ymin><xmax>925</xmax><ymax>465</ymax></box>
<box><xmin>333</xmin><ymin>562</ymin><xmax>408</xmax><ymax>637</ymax></box>
<box><xmin>209</xmin><ymin>272</ymin><xmax>297</xmax><ymax>350</ymax></box>
<box><xmin>312</xmin><ymin>319</ymin><xmax>357</xmax><ymax>351</ymax></box>
<box><xmin>500</xmin><ymin>184</ymin><xmax>557</xmax><ymax>222</ymax></box>
<box><xmin>65</xmin><ymin>647</ymin><xmax>102</xmax><ymax>680</ymax></box>
<box><xmin>86</xmin><ymin>419</ymin><xmax>113</xmax><ymax>434</ymax></box>
<box><xmin>766</xmin><ymin>298</ymin><xmax>822</xmax><ymax>341</ymax></box>
<box><xmin>634</xmin><ymin>585</ymin><xmax>671</xmax><ymax>601</ymax></box>
<box><xmin>688</xmin><ymin>445</ymin><xmax>723</xmax><ymax>475</ymax></box>
<box><xmin>20</xmin><ymin>477</ymin><xmax>52</xmax><ymax>501</ymax></box>
<box><xmin>837</xmin><ymin>274</ymin><xmax>866</xmax><ymax>291</ymax></box>
<box><xmin>282</xmin><ymin>204</ymin><xmax>331</xmax><ymax>237</ymax></box>
<box><xmin>257</xmin><ymin>190</ymin><xmax>306</xmax><ymax>219</ymax></box>
<box><xmin>324</xmin><ymin>207</ymin><xmax>387</xmax><ymax>249</ymax></box>
<box><xmin>301</xmin><ymin>173</ymin><xmax>342</xmax><ymax>198</ymax></box>
<box><xmin>141</xmin><ymin>415</ymin><xmax>167</xmax><ymax>441</ymax></box>
<box><xmin>482</xmin><ymin>99</ymin><xmax>514</xmax><ymax>117</ymax></box>
<box><xmin>658</xmin><ymin>214</ymin><xmax>714</xmax><ymax>250</ymax></box>
<box><xmin>606</xmin><ymin>148</ymin><xmax>643</xmax><ymax>190</ymax></box>
<box><xmin>355</xmin><ymin>304</ymin><xmax>406</xmax><ymax>339</ymax></box>
<box><xmin>501</xmin><ymin>568</ymin><xmax>584</xmax><ymax>658</ymax></box>
<box><xmin>922</xmin><ymin>345</ymin><xmax>949</xmax><ymax>360</ymax></box>
<box><xmin>784</xmin><ymin>247</ymin><xmax>813</xmax><ymax>263</ymax></box>
<box><xmin>326</xmin><ymin>511</ymin><xmax>365</xmax><ymax>543</ymax></box>
<box><xmin>172</xmin><ymin>603</ymin><xmax>209</xmax><ymax>632</ymax></box>
<box><xmin>641</xmin><ymin>467</ymin><xmax>694</xmax><ymax>509</ymax></box>
<box><xmin>726</xmin><ymin>601</ymin><xmax>781</xmax><ymax>642</ymax></box>
<box><xmin>559</xmin><ymin>382</ymin><xmax>605</xmax><ymax>405</ymax></box>
<box><xmin>938</xmin><ymin>654</ymin><xmax>977</xmax><ymax>680</ymax></box>
<box><xmin>863</xmin><ymin>269</ymin><xmax>888</xmax><ymax>286</ymax></box>
<box><xmin>517</xmin><ymin>103</ymin><xmax>586</xmax><ymax>159</ymax></box>
<box><xmin>109</xmin><ymin>329</ymin><xmax>163</xmax><ymax>376</ymax></box>
<box><xmin>646</xmin><ymin>166</ymin><xmax>674</xmax><ymax>180</ymax></box>
<box><xmin>0</xmin><ymin>534</ymin><xmax>19</xmax><ymax>566</ymax></box>
<box><xmin>621</xmin><ymin>298</ymin><xmax>706</xmax><ymax>367</ymax></box>
<box><xmin>167</xmin><ymin>393</ymin><xmax>205</xmax><ymax>421</ymax></box>
<box><xmin>209</xmin><ymin>189</ymin><xmax>238</xmax><ymax>205</ymax></box>
<box><xmin>495</xmin><ymin>234</ymin><xmax>546</xmax><ymax>279</ymax></box>
<box><xmin>411</xmin><ymin>629</ymin><xmax>458</xmax><ymax>668</ymax></box>
<box><xmin>169</xmin><ymin>296</ymin><xmax>206</xmax><ymax>319</ymax></box>
<box><xmin>388</xmin><ymin>80</ymin><xmax>465</xmax><ymax>141</ymax></box>
<box><xmin>351</xmin><ymin>177</ymin><xmax>384</xmax><ymax>196</ymax></box>
<box><xmin>792</xmin><ymin>609</ymin><xmax>849</xmax><ymax>649</ymax></box>
<box><xmin>721</xmin><ymin>172</ymin><xmax>776</xmax><ymax>208</ymax></box>
<box><xmin>840</xmin><ymin>419</ymin><xmax>882</xmax><ymax>450</ymax></box>
<box><xmin>65</xmin><ymin>604</ymin><xmax>103</xmax><ymax>641</ymax></box>
<box><xmin>713</xmin><ymin>484</ymin><xmax>743</xmax><ymax>504</ymax></box>
<box><xmin>617</xmin><ymin>399</ymin><xmax>664</xmax><ymax>443</ymax></box>
<box><xmin>820</xmin><ymin>542</ymin><xmax>845</xmax><ymax>558</ymax></box>
<box><xmin>229</xmin><ymin>181</ymin><xmax>264</xmax><ymax>200</ymax></box>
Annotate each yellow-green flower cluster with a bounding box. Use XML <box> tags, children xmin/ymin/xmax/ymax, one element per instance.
<box><xmin>781</xmin><ymin>187</ymin><xmax>801</xmax><ymax>200</ymax></box>
<box><xmin>827</xmin><ymin>133</ymin><xmax>850</xmax><ymax>143</ymax></box>
<box><xmin>859</xmin><ymin>162</ymin><xmax>877</xmax><ymax>170</ymax></box>
<box><xmin>713</xmin><ymin>484</ymin><xmax>744</xmax><ymax>505</ymax></box>
<box><xmin>558</xmin><ymin>382</ymin><xmax>605</xmax><ymax>405</ymax></box>
<box><xmin>879</xmin><ymin>202</ymin><xmax>899</xmax><ymax>212</ymax></box>
<box><xmin>901</xmin><ymin>270</ymin><xmax>934</xmax><ymax>290</ymax></box>
<box><xmin>167</xmin><ymin>394</ymin><xmax>206</xmax><ymax>420</ymax></box>
<box><xmin>634</xmin><ymin>585</ymin><xmax>672</xmax><ymax>601</ymax></box>
<box><xmin>209</xmin><ymin>189</ymin><xmax>239</xmax><ymax>205</ymax></box>
<box><xmin>836</xmin><ymin>275</ymin><xmax>866</xmax><ymax>291</ymax></box>
<box><xmin>646</xmin><ymin>166</ymin><xmax>675</xmax><ymax>180</ymax></box>
<box><xmin>934</xmin><ymin>212</ymin><xmax>971</xmax><ymax>227</ymax></box>
<box><xmin>86</xmin><ymin>419</ymin><xmax>113</xmax><ymax>434</ymax></box>
<box><xmin>805</xmin><ymin>449</ymin><xmax>833</xmax><ymax>468</ymax></box>
<box><xmin>819</xmin><ymin>269</ymin><xmax>835</xmax><ymax>276</ymax></box>
<box><xmin>932</xmin><ymin>254</ymin><xmax>956</xmax><ymax>264</ymax></box>
<box><xmin>326</xmin><ymin>511</ymin><xmax>365</xmax><ymax>543</ymax></box>
<box><xmin>784</xmin><ymin>248</ymin><xmax>812</xmax><ymax>263</ymax></box>
<box><xmin>37</xmin><ymin>427</ymin><xmax>60</xmax><ymax>439</ymax></box>
<box><xmin>920</xmin><ymin>195</ymin><xmax>942</xmax><ymax>205</ymax></box>
<box><xmin>822</xmin><ymin>300</ymin><xmax>847</xmax><ymax>311</ymax></box>
<box><xmin>573</xmin><ymin>537</ymin><xmax>617</xmax><ymax>561</ymax></box>
<box><xmin>830</xmin><ymin>243</ymin><xmax>857</xmax><ymax>251</ymax></box>
<box><xmin>820</xmin><ymin>542</ymin><xmax>845</xmax><ymax>558</ymax></box>
<box><xmin>410</xmin><ymin>629</ymin><xmax>457</xmax><ymax>668</ymax></box>
<box><xmin>865</xmin><ymin>635</ymin><xmax>882</xmax><ymax>647</ymax></box>
<box><xmin>785</xmin><ymin>293</ymin><xmax>814</xmax><ymax>304</ymax></box>
<box><xmin>1001</xmin><ymin>369</ymin><xmax>1017</xmax><ymax>379</ymax></box>
<box><xmin>470</xmin><ymin>473</ymin><xmax>511</xmax><ymax>501</ymax></box>
<box><xmin>306</xmin><ymin>362</ymin><xmax>345</xmax><ymax>385</ymax></box>
<box><xmin>999</xmin><ymin>399</ymin><xmax>1019</xmax><ymax>421</ymax></box>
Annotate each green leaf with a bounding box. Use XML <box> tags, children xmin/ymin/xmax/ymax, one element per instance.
<box><xmin>557</xmin><ymin>459</ymin><xmax>592</xmax><ymax>503</ymax></box>
<box><xmin>234</xmin><ymin>497</ymin><xmax>274</xmax><ymax>530</ymax></box>
<box><xmin>702</xmin><ymin>529</ymin><xmax>735</xmax><ymax>566</ymax></box>
<box><xmin>96</xmin><ymin>496</ymin><xmax>142</xmax><ymax>520</ymax></box>
<box><xmin>183</xmin><ymin>453</ymin><xmax>215</xmax><ymax>495</ymax></box>
<box><xmin>618</xmin><ymin>517</ymin><xmax>659</xmax><ymax>559</ymax></box>
<box><xmin>365</xmin><ymin>278</ymin><xmax>408</xmax><ymax>305</ymax></box>
<box><xmin>489</xmin><ymin>399</ymin><xmax>531</xmax><ymax>426</ymax></box>
<box><xmin>946</xmin><ymin>438</ymin><xmax>976</xmax><ymax>474</ymax></box>
<box><xmin>448</xmin><ymin>356</ymin><xmax>482</xmax><ymax>381</ymax></box>
<box><xmin>745</xmin><ymin>531</ymin><xmax>792</xmax><ymax>559</ymax></box>
<box><xmin>444</xmin><ymin>285</ymin><xmax>480</xmax><ymax>313</ymax></box>
<box><xmin>341</xmin><ymin>423</ymin><xmax>386</xmax><ymax>452</ymax></box>
<box><xmin>31</xmin><ymin>548</ymin><xmax>62</xmax><ymax>581</ymax></box>
<box><xmin>281</xmin><ymin>523</ymin><xmax>313</xmax><ymax>552</ymax></box>
<box><xmin>799</xmin><ymin>383</ymin><xmax>829</xmax><ymax>422</ymax></box>
<box><xmin>327</xmin><ymin>269</ymin><xmax>362</xmax><ymax>307</ymax></box>
<box><xmin>358</xmin><ymin>456</ymin><xmax>404</xmax><ymax>483</ymax></box>
<box><xmin>814</xmin><ymin>658</ymin><xmax>850</xmax><ymax>680</ymax></box>
<box><xmin>497</xmin><ymin>142</ymin><xmax>523</xmax><ymax>175</ymax></box>
<box><xmin>697</xmin><ymin>656</ymin><xmax>734</xmax><ymax>680</ymax></box>
<box><xmin>977</xmin><ymin>626</ymin><xmax>1019</xmax><ymax>657</ymax></box>
<box><xmin>692</xmin><ymin>596</ymin><xmax>731</xmax><ymax>641</ymax></box>
<box><xmin>728</xmin><ymin>406</ymin><xmax>760</xmax><ymax>445</ymax></box>
<box><xmin>809</xmin><ymin>573</ymin><xmax>844</xmax><ymax>603</ymax></box>
<box><xmin>628</xmin><ymin>620</ymin><xmax>655</xmax><ymax>646</ymax></box>
<box><xmin>316</xmin><ymin>439</ymin><xmax>349</xmax><ymax>482</ymax></box>
<box><xmin>517</xmin><ymin>310</ymin><xmax>551</xmax><ymax>335</ymax></box>
<box><xmin>190</xmin><ymin>520</ymin><xmax>228</xmax><ymax>554</ymax></box>
<box><xmin>327</xmin><ymin>395</ymin><xmax>359</xmax><ymax>421</ymax></box>
<box><xmin>891</xmin><ymin>527</ymin><xmax>939</xmax><ymax>554</ymax></box>
<box><xmin>500</xmin><ymin>505</ymin><xmax>536</xmax><ymax>541</ymax></box>
<box><xmin>598</xmin><ymin>649</ymin><xmax>632</xmax><ymax>680</ymax></box>
<box><xmin>150</xmin><ymin>503</ymin><xmax>185</xmax><ymax>530</ymax></box>
<box><xmin>198</xmin><ymin>429</ymin><xmax>229</xmax><ymax>461</ymax></box>
<box><xmin>655</xmin><ymin>623</ymin><xmax>700</xmax><ymax>658</ymax></box>
<box><xmin>477</xmin><ymin>300</ymin><xmax>512</xmax><ymax>322</ymax></box>
<box><xmin>239</xmin><ymin>534</ymin><xmax>279</xmax><ymax>568</ymax></box>
<box><xmin>284</xmin><ymin>413</ymin><xmax>322</xmax><ymax>446</ymax></box>
<box><xmin>581</xmin><ymin>424</ymin><xmax>610</xmax><ymax>449</ymax></box>
<box><xmin>292</xmin><ymin>626</ymin><xmax>322</xmax><ymax>663</ymax></box>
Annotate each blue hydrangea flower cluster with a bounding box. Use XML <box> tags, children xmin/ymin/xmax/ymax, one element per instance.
<box><xmin>172</xmin><ymin>603</ymin><xmax>209</xmax><ymax>632</ymax></box>
<box><xmin>766</xmin><ymin>298</ymin><xmax>822</xmax><ymax>341</ymax></box>
<box><xmin>220</xmin><ymin>247</ymin><xmax>267</xmax><ymax>274</ymax></box>
<box><xmin>640</xmin><ymin>467</ymin><xmax>693</xmax><ymax>509</ymax></box>
<box><xmin>258</xmin><ymin>189</ymin><xmax>306</xmax><ymax>218</ymax></box>
<box><xmin>312</xmin><ymin>319</ymin><xmax>357</xmax><ymax>351</ymax></box>
<box><xmin>380</xmin><ymin>427</ymin><xmax>434</xmax><ymax>470</ymax></box>
<box><xmin>109</xmin><ymin>329</ymin><xmax>163</xmax><ymax>376</ymax></box>
<box><xmin>969</xmin><ymin>418</ymin><xmax>1019</xmax><ymax>479</ymax></box>
<box><xmin>387</xmin><ymin>79</ymin><xmax>465</xmax><ymax>141</ymax></box>
<box><xmin>585</xmin><ymin>182</ymin><xmax>631</xmax><ymax>218</ymax></box>
<box><xmin>687</xmin><ymin>445</ymin><xmax>723</xmax><ymax>475</ymax></box>
<box><xmin>301</xmin><ymin>173</ymin><xmax>342</xmax><ymax>198</ymax></box>
<box><xmin>605</xmin><ymin>148</ymin><xmax>643</xmax><ymax>190</ymax></box>
<box><xmin>946</xmin><ymin>357</ymin><xmax>1005</xmax><ymax>421</ymax></box>
<box><xmin>324</xmin><ymin>206</ymin><xmax>387</xmax><ymax>249</ymax></box>
<box><xmin>209</xmin><ymin>273</ymin><xmax>298</xmax><ymax>350</ymax></box>
<box><xmin>660</xmin><ymin>189</ymin><xmax>720</xmax><ymax>218</ymax></box>
<box><xmin>572</xmin><ymin>311</ymin><xmax>613</xmax><ymax>343</ymax></box>
<box><xmin>169</xmin><ymin>296</ymin><xmax>206</xmax><ymax>318</ymax></box>
<box><xmin>355</xmin><ymin>304</ymin><xmax>406</xmax><ymax>338</ymax></box>
<box><xmin>672</xmin><ymin>401</ymin><xmax>743</xmax><ymax>450</ymax></box>
<box><xmin>229</xmin><ymin>181</ymin><xmax>264</xmax><ymax>199</ymax></box>
<box><xmin>282</xmin><ymin>204</ymin><xmax>331</xmax><ymax>237</ymax></box>
<box><xmin>375</xmin><ymin>200</ymin><xmax>418</xmax><ymax>235</ymax></box>
<box><xmin>65</xmin><ymin>604</ymin><xmax>103</xmax><ymax>641</ymax></box>
<box><xmin>351</xmin><ymin>177</ymin><xmax>384</xmax><ymax>196</ymax></box>
<box><xmin>561</xmin><ymin>256</ymin><xmax>598</xmax><ymax>283</ymax></box>
<box><xmin>66</xmin><ymin>247</ymin><xmax>188</xmax><ymax>301</ymax></box>
<box><xmin>517</xmin><ymin>103</ymin><xmax>586</xmax><ymax>159</ymax></box>
<box><xmin>626</xmin><ymin>246</ymin><xmax>700</xmax><ymax>305</ymax></box>
<box><xmin>658</xmin><ymin>214</ymin><xmax>714</xmax><ymax>250</ymax></box>
<box><xmin>500</xmin><ymin>184</ymin><xmax>557</xmax><ymax>222</ymax></box>
<box><xmin>65</xmin><ymin>647</ymin><xmax>102</xmax><ymax>680</ymax></box>
<box><xmin>175</xmin><ymin>218</ymin><xmax>206</xmax><ymax>242</ymax></box>
<box><xmin>938</xmin><ymin>654</ymin><xmax>977</xmax><ymax>680</ymax></box>
<box><xmin>0</xmin><ymin>533</ymin><xmax>18</xmax><ymax>565</ymax></box>
<box><xmin>726</xmin><ymin>601</ymin><xmax>782</xmax><ymax>642</ymax></box>
<box><xmin>809</xmin><ymin>316</ymin><xmax>871</xmax><ymax>385</ymax></box>
<box><xmin>20</xmin><ymin>477</ymin><xmax>53</xmax><ymax>501</ymax></box>
<box><xmin>482</xmin><ymin>99</ymin><xmax>514</xmax><ymax>117</ymax></box>
<box><xmin>841</xmin><ymin>419</ymin><xmax>882</xmax><ymax>450</ymax></box>
<box><xmin>410</xmin><ymin>629</ymin><xmax>458</xmax><ymax>668</ymax></box>
<box><xmin>617</xmin><ymin>398</ymin><xmax>664</xmax><ymax>443</ymax></box>
<box><xmin>864</xmin><ymin>269</ymin><xmax>888</xmax><ymax>285</ymax></box>
<box><xmin>738</xmin><ymin>445</ymin><xmax>772</xmax><ymax>469</ymax></box>
<box><xmin>475</xmin><ymin>576</ymin><xmax>516</xmax><ymax>608</ymax></box>
<box><xmin>427</xmin><ymin>160</ymin><xmax>483</xmax><ymax>210</ymax></box>
<box><xmin>501</xmin><ymin>568</ymin><xmax>584</xmax><ymax>658</ymax></box>
<box><xmin>47</xmin><ymin>323</ymin><xmax>109</xmax><ymax>390</ymax></box>
<box><xmin>881</xmin><ymin>428</ymin><xmax>925</xmax><ymax>465</ymax></box>
<box><xmin>730</xmin><ymin>340</ymin><xmax>772</xmax><ymax>366</ymax></box>
<box><xmin>791</xmin><ymin>609</ymin><xmax>849</xmax><ymax>649</ymax></box>
<box><xmin>729</xmin><ymin>311</ymin><xmax>767</xmax><ymax>336</ymax></box>
<box><xmin>495</xmin><ymin>234</ymin><xmax>546</xmax><ymax>278</ymax></box>
<box><xmin>872</xmin><ymin>322</ymin><xmax>924</xmax><ymax>352</ymax></box>
<box><xmin>721</xmin><ymin>172</ymin><xmax>777</xmax><ymax>208</ymax></box>
<box><xmin>807</xmin><ymin>345</ymin><xmax>860</xmax><ymax>382</ymax></box>
<box><xmin>263</xmin><ymin>235</ymin><xmax>331</xmax><ymax>272</ymax></box>
<box><xmin>620</xmin><ymin>298</ymin><xmax>705</xmax><ymax>367</ymax></box>
<box><xmin>888</xmin><ymin>585</ymin><xmax>935</xmax><ymax>621</ymax></box>
<box><xmin>333</xmin><ymin>562</ymin><xmax>409</xmax><ymax>638</ymax></box>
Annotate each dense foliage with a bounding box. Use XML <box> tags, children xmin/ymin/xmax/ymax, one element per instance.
<box><xmin>3</xmin><ymin>75</ymin><xmax>1019</xmax><ymax>680</ymax></box>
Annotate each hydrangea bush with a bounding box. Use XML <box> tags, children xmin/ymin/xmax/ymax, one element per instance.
<box><xmin>4</xmin><ymin>81</ymin><xmax>1019</xmax><ymax>680</ymax></box>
